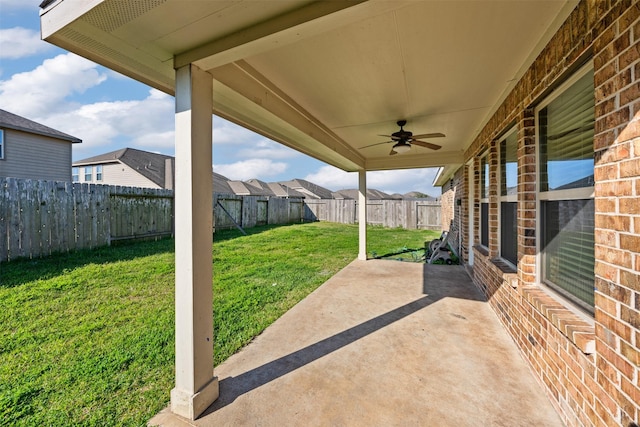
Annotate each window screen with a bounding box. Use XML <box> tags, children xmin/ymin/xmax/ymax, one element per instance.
<box><xmin>542</xmin><ymin>199</ymin><xmax>595</xmax><ymax>309</ymax></box>
<box><xmin>538</xmin><ymin>66</ymin><xmax>594</xmax><ymax>312</ymax></box>
<box><xmin>500</xmin><ymin>130</ymin><xmax>517</xmax><ymax>264</ymax></box>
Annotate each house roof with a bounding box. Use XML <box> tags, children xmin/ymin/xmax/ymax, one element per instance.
<box><xmin>334</xmin><ymin>188</ymin><xmax>399</xmax><ymax>200</ymax></box>
<box><xmin>213</xmin><ymin>172</ymin><xmax>235</xmax><ymax>195</ymax></box>
<box><xmin>227</xmin><ymin>180</ymin><xmax>274</xmax><ymax>196</ymax></box>
<box><xmin>0</xmin><ymin>109</ymin><xmax>82</xmax><ymax>143</ymax></box>
<box><xmin>279</xmin><ymin>179</ymin><xmax>334</xmax><ymax>200</ymax></box>
<box><xmin>74</xmin><ymin>147</ymin><xmax>173</xmax><ymax>188</ymax></box>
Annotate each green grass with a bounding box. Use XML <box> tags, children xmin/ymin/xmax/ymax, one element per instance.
<box><xmin>0</xmin><ymin>222</ymin><xmax>438</xmax><ymax>426</ymax></box>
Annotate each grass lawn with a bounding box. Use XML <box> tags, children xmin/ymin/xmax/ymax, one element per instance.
<box><xmin>0</xmin><ymin>222</ymin><xmax>438</xmax><ymax>426</ymax></box>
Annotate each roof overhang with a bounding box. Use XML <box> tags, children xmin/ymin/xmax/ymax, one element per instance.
<box><xmin>41</xmin><ymin>0</ymin><xmax>578</xmax><ymax>173</ymax></box>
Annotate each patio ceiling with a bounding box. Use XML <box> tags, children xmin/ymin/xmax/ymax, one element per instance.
<box><xmin>40</xmin><ymin>0</ymin><xmax>577</xmax><ymax>174</ymax></box>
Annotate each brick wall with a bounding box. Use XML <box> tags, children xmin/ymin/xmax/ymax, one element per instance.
<box><xmin>448</xmin><ymin>1</ymin><xmax>640</xmax><ymax>425</ymax></box>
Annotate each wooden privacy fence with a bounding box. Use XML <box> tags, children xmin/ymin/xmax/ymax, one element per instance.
<box><xmin>0</xmin><ymin>178</ymin><xmax>174</xmax><ymax>262</ymax></box>
<box><xmin>214</xmin><ymin>194</ymin><xmax>304</xmax><ymax>231</ymax></box>
<box><xmin>0</xmin><ymin>178</ymin><xmax>306</xmax><ymax>262</ymax></box>
<box><xmin>0</xmin><ymin>177</ymin><xmax>440</xmax><ymax>262</ymax></box>
<box><xmin>304</xmin><ymin>199</ymin><xmax>441</xmax><ymax>230</ymax></box>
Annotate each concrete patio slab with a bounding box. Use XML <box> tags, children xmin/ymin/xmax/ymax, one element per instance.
<box><xmin>150</xmin><ymin>260</ymin><xmax>563</xmax><ymax>427</ymax></box>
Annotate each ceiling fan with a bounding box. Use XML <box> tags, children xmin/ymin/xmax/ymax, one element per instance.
<box><xmin>360</xmin><ymin>120</ymin><xmax>445</xmax><ymax>155</ymax></box>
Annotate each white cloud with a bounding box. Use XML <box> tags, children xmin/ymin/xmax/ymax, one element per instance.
<box><xmin>213</xmin><ymin>159</ymin><xmax>288</xmax><ymax>181</ymax></box>
<box><xmin>0</xmin><ymin>53</ymin><xmax>107</xmax><ymax>118</ymax></box>
<box><xmin>212</xmin><ymin>118</ymin><xmax>259</xmax><ymax>144</ymax></box>
<box><xmin>236</xmin><ymin>139</ymin><xmax>299</xmax><ymax>160</ymax></box>
<box><xmin>43</xmin><ymin>89</ymin><xmax>175</xmax><ymax>159</ymax></box>
<box><xmin>0</xmin><ymin>27</ymin><xmax>52</xmax><ymax>59</ymax></box>
<box><xmin>304</xmin><ymin>165</ymin><xmax>358</xmax><ymax>190</ymax></box>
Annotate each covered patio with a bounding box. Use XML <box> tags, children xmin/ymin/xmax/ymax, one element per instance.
<box><xmin>39</xmin><ymin>0</ymin><xmax>601</xmax><ymax>423</ymax></box>
<box><xmin>149</xmin><ymin>260</ymin><xmax>562</xmax><ymax>426</ymax></box>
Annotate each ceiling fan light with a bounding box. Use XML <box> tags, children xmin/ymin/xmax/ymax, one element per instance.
<box><xmin>392</xmin><ymin>142</ymin><xmax>411</xmax><ymax>154</ymax></box>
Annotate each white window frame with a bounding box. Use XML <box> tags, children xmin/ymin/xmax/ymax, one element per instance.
<box><xmin>535</xmin><ymin>62</ymin><xmax>595</xmax><ymax>314</ymax></box>
<box><xmin>72</xmin><ymin>167</ymin><xmax>79</xmax><ymax>182</ymax></box>
<box><xmin>498</xmin><ymin>127</ymin><xmax>518</xmax><ymax>267</ymax></box>
<box><xmin>96</xmin><ymin>165</ymin><xmax>103</xmax><ymax>182</ymax></box>
<box><xmin>84</xmin><ymin>166</ymin><xmax>93</xmax><ymax>182</ymax></box>
<box><xmin>0</xmin><ymin>129</ymin><xmax>4</xmax><ymax>160</ymax></box>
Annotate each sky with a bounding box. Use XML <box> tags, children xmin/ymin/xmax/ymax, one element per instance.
<box><xmin>0</xmin><ymin>0</ymin><xmax>441</xmax><ymax>196</ymax></box>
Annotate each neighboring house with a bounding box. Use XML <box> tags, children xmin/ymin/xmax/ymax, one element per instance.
<box><xmin>279</xmin><ymin>179</ymin><xmax>334</xmax><ymax>199</ymax></box>
<box><xmin>227</xmin><ymin>179</ymin><xmax>275</xmax><ymax>196</ymax></box>
<box><xmin>73</xmin><ymin>148</ymin><xmax>175</xmax><ymax>189</ymax></box>
<box><xmin>334</xmin><ymin>188</ymin><xmax>399</xmax><ymax>200</ymax></box>
<box><xmin>245</xmin><ymin>179</ymin><xmax>306</xmax><ymax>198</ymax></box>
<box><xmin>0</xmin><ymin>109</ymin><xmax>81</xmax><ymax>181</ymax></box>
<box><xmin>213</xmin><ymin>172</ymin><xmax>235</xmax><ymax>194</ymax></box>
<box><xmin>403</xmin><ymin>191</ymin><xmax>438</xmax><ymax>201</ymax></box>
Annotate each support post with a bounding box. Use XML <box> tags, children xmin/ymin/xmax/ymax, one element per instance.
<box><xmin>170</xmin><ymin>64</ymin><xmax>219</xmax><ymax>420</ymax></box>
<box><xmin>358</xmin><ymin>169</ymin><xmax>367</xmax><ymax>260</ymax></box>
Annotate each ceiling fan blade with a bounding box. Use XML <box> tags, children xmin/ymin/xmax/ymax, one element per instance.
<box><xmin>378</xmin><ymin>134</ymin><xmax>401</xmax><ymax>141</ymax></box>
<box><xmin>412</xmin><ymin>132</ymin><xmax>445</xmax><ymax>139</ymax></box>
<box><xmin>360</xmin><ymin>140</ymin><xmax>392</xmax><ymax>149</ymax></box>
<box><xmin>412</xmin><ymin>140</ymin><xmax>442</xmax><ymax>150</ymax></box>
<box><xmin>389</xmin><ymin>148</ymin><xmax>398</xmax><ymax>155</ymax></box>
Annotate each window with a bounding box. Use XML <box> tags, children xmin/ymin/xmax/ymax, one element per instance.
<box><xmin>72</xmin><ymin>167</ymin><xmax>79</xmax><ymax>182</ymax></box>
<box><xmin>96</xmin><ymin>165</ymin><xmax>103</xmax><ymax>181</ymax></box>
<box><xmin>84</xmin><ymin>166</ymin><xmax>93</xmax><ymax>182</ymax></box>
<box><xmin>480</xmin><ymin>154</ymin><xmax>489</xmax><ymax>247</ymax></box>
<box><xmin>500</xmin><ymin>129</ymin><xmax>518</xmax><ymax>265</ymax></box>
<box><xmin>0</xmin><ymin>129</ymin><xmax>4</xmax><ymax>159</ymax></box>
<box><xmin>537</xmin><ymin>65</ymin><xmax>594</xmax><ymax>312</ymax></box>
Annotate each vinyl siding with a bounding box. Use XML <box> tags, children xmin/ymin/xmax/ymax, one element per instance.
<box><xmin>78</xmin><ymin>162</ymin><xmax>160</xmax><ymax>189</ymax></box>
<box><xmin>0</xmin><ymin>128</ymin><xmax>72</xmax><ymax>181</ymax></box>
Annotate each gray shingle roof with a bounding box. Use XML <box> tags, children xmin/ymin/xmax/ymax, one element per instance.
<box><xmin>74</xmin><ymin>147</ymin><xmax>173</xmax><ymax>188</ymax></box>
<box><xmin>0</xmin><ymin>109</ymin><xmax>82</xmax><ymax>143</ymax></box>
<box><xmin>279</xmin><ymin>179</ymin><xmax>334</xmax><ymax>199</ymax></box>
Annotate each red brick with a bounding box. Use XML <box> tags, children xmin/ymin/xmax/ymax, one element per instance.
<box><xmin>619</xmin><ymin>157</ymin><xmax>640</xmax><ymax>177</ymax></box>
<box><xmin>595</xmin><ymin>260</ymin><xmax>619</xmax><ymax>281</ymax></box>
<box><xmin>595</xmin><ymin>164</ymin><xmax>619</xmax><ymax>181</ymax></box>
<box><xmin>620</xmin><ymin>234</ymin><xmax>640</xmax><ymax>252</ymax></box>
<box><xmin>619</xmin><ymin>197</ymin><xmax>640</xmax><ymax>214</ymax></box>
<box><xmin>596</xmin><ymin>245</ymin><xmax>633</xmax><ymax>268</ymax></box>
<box><xmin>620</xmin><ymin>340</ymin><xmax>639</xmax><ymax>367</ymax></box>
<box><xmin>620</xmin><ymin>270</ymin><xmax>640</xmax><ymax>292</ymax></box>
<box><xmin>595</xmin><ymin>179</ymin><xmax>633</xmax><ymax>197</ymax></box>
<box><xmin>595</xmin><ymin>229</ymin><xmax>617</xmax><ymax>246</ymax></box>
<box><xmin>621</xmin><ymin>304</ymin><xmax>640</xmax><ymax>328</ymax></box>
<box><xmin>596</xmin><ymin>108</ymin><xmax>631</xmax><ymax>133</ymax></box>
<box><xmin>620</xmin><ymin>82</ymin><xmax>640</xmax><ymax>108</ymax></box>
<box><xmin>618</xmin><ymin>3</ymin><xmax>640</xmax><ymax>32</ymax></box>
<box><xmin>620</xmin><ymin>376</ymin><xmax>640</xmax><ymax>414</ymax></box>
<box><xmin>618</xmin><ymin>40</ymin><xmax>640</xmax><ymax>69</ymax></box>
<box><xmin>595</xmin><ymin>278</ymin><xmax>632</xmax><ymax>305</ymax></box>
<box><xmin>594</xmin><ymin>129</ymin><xmax>616</xmax><ymax>150</ymax></box>
<box><xmin>595</xmin><ymin>291</ymin><xmax>617</xmax><ymax>313</ymax></box>
<box><xmin>595</xmin><ymin>213</ymin><xmax>630</xmax><ymax>231</ymax></box>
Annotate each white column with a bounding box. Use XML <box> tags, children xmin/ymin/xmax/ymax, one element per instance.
<box><xmin>170</xmin><ymin>64</ymin><xmax>219</xmax><ymax>420</ymax></box>
<box><xmin>358</xmin><ymin>169</ymin><xmax>367</xmax><ymax>260</ymax></box>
